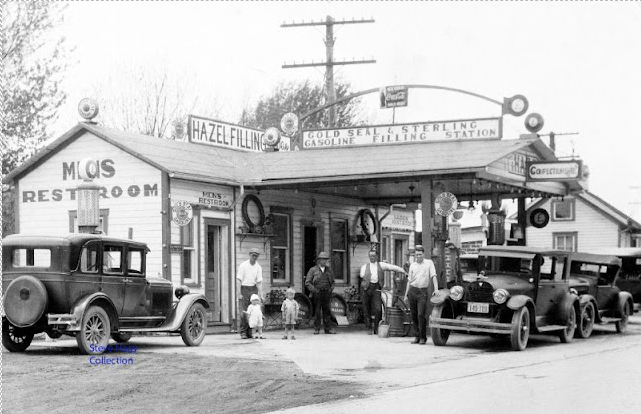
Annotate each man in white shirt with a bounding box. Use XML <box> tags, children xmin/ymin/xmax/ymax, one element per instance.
<box><xmin>404</xmin><ymin>245</ymin><xmax>438</xmax><ymax>345</ymax></box>
<box><xmin>237</xmin><ymin>248</ymin><xmax>263</xmax><ymax>339</ymax></box>
<box><xmin>360</xmin><ymin>250</ymin><xmax>406</xmax><ymax>335</ymax></box>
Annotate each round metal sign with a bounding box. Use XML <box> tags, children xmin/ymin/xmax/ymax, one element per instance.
<box><xmin>263</xmin><ymin>127</ymin><xmax>281</xmax><ymax>147</ymax></box>
<box><xmin>172</xmin><ymin>200</ymin><xmax>193</xmax><ymax>226</ymax></box>
<box><xmin>435</xmin><ymin>192</ymin><xmax>458</xmax><ymax>216</ymax></box>
<box><xmin>77</xmin><ymin>158</ymin><xmax>99</xmax><ymax>180</ymax></box>
<box><xmin>78</xmin><ymin>98</ymin><xmax>99</xmax><ymax>120</ymax></box>
<box><xmin>280</xmin><ymin>112</ymin><xmax>299</xmax><ymax>135</ymax></box>
<box><xmin>530</xmin><ymin>208</ymin><xmax>550</xmax><ymax>228</ymax></box>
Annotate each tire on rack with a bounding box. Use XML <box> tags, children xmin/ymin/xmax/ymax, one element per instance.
<box><xmin>510</xmin><ymin>306</ymin><xmax>530</xmax><ymax>351</ymax></box>
<box><xmin>559</xmin><ymin>305</ymin><xmax>576</xmax><ymax>343</ymax></box>
<box><xmin>430</xmin><ymin>305</ymin><xmax>451</xmax><ymax>346</ymax></box>
<box><xmin>576</xmin><ymin>302</ymin><xmax>595</xmax><ymax>339</ymax></box>
<box><xmin>181</xmin><ymin>302</ymin><xmax>207</xmax><ymax>346</ymax></box>
<box><xmin>76</xmin><ymin>306</ymin><xmax>111</xmax><ymax>355</ymax></box>
<box><xmin>615</xmin><ymin>301</ymin><xmax>630</xmax><ymax>334</ymax></box>
<box><xmin>2</xmin><ymin>318</ymin><xmax>34</xmax><ymax>352</ymax></box>
<box><xmin>111</xmin><ymin>332</ymin><xmax>132</xmax><ymax>343</ymax></box>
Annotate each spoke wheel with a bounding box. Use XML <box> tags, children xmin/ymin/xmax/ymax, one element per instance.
<box><xmin>510</xmin><ymin>307</ymin><xmax>530</xmax><ymax>351</ymax></box>
<box><xmin>430</xmin><ymin>305</ymin><xmax>451</xmax><ymax>346</ymax></box>
<box><xmin>616</xmin><ymin>302</ymin><xmax>630</xmax><ymax>334</ymax></box>
<box><xmin>559</xmin><ymin>305</ymin><xmax>576</xmax><ymax>343</ymax></box>
<box><xmin>576</xmin><ymin>302</ymin><xmax>595</xmax><ymax>339</ymax></box>
<box><xmin>181</xmin><ymin>303</ymin><xmax>207</xmax><ymax>346</ymax></box>
<box><xmin>76</xmin><ymin>306</ymin><xmax>111</xmax><ymax>355</ymax></box>
<box><xmin>2</xmin><ymin>318</ymin><xmax>34</xmax><ymax>352</ymax></box>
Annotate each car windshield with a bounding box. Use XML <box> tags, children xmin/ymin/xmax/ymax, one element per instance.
<box><xmin>479</xmin><ymin>255</ymin><xmax>533</xmax><ymax>279</ymax></box>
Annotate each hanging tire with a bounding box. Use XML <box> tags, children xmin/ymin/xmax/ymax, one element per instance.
<box><xmin>181</xmin><ymin>303</ymin><xmax>207</xmax><ymax>346</ymax></box>
<box><xmin>510</xmin><ymin>307</ymin><xmax>530</xmax><ymax>351</ymax></box>
<box><xmin>111</xmin><ymin>332</ymin><xmax>132</xmax><ymax>343</ymax></box>
<box><xmin>576</xmin><ymin>302</ymin><xmax>595</xmax><ymax>339</ymax></box>
<box><xmin>616</xmin><ymin>301</ymin><xmax>630</xmax><ymax>334</ymax></box>
<box><xmin>76</xmin><ymin>306</ymin><xmax>111</xmax><ymax>355</ymax></box>
<box><xmin>559</xmin><ymin>305</ymin><xmax>576</xmax><ymax>343</ymax></box>
<box><xmin>430</xmin><ymin>305</ymin><xmax>451</xmax><ymax>346</ymax></box>
<box><xmin>2</xmin><ymin>318</ymin><xmax>34</xmax><ymax>352</ymax></box>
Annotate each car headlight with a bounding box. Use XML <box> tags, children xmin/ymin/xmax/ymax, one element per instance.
<box><xmin>450</xmin><ymin>285</ymin><xmax>464</xmax><ymax>301</ymax></box>
<box><xmin>493</xmin><ymin>288</ymin><xmax>509</xmax><ymax>304</ymax></box>
<box><xmin>175</xmin><ymin>285</ymin><xmax>190</xmax><ymax>299</ymax></box>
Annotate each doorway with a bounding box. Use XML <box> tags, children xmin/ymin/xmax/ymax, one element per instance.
<box><xmin>204</xmin><ymin>219</ymin><xmax>230</xmax><ymax>324</ymax></box>
<box><xmin>302</xmin><ymin>226</ymin><xmax>317</xmax><ymax>297</ymax></box>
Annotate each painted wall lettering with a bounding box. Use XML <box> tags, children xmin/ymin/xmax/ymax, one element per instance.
<box><xmin>63</xmin><ymin>159</ymin><xmax>116</xmax><ymax>180</ymax></box>
<box><xmin>22</xmin><ymin>184</ymin><xmax>158</xmax><ymax>203</ymax></box>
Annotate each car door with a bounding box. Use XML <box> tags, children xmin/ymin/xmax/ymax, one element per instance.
<box><xmin>121</xmin><ymin>246</ymin><xmax>149</xmax><ymax>317</ymax></box>
<box><xmin>101</xmin><ymin>243</ymin><xmax>126</xmax><ymax>314</ymax></box>
<box><xmin>534</xmin><ymin>255</ymin><xmax>567</xmax><ymax>325</ymax></box>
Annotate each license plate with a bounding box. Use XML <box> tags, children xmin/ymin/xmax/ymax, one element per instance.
<box><xmin>467</xmin><ymin>302</ymin><xmax>489</xmax><ymax>313</ymax></box>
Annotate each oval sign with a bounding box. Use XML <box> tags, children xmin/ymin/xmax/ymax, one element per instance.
<box><xmin>172</xmin><ymin>200</ymin><xmax>193</xmax><ymax>226</ymax></box>
<box><xmin>435</xmin><ymin>192</ymin><xmax>458</xmax><ymax>216</ymax></box>
<box><xmin>280</xmin><ymin>112</ymin><xmax>299</xmax><ymax>135</ymax></box>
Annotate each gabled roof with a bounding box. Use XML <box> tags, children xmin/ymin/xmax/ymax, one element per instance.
<box><xmin>508</xmin><ymin>191</ymin><xmax>641</xmax><ymax>231</ymax></box>
<box><xmin>4</xmin><ymin>123</ymin><xmax>556</xmax><ymax>188</ymax></box>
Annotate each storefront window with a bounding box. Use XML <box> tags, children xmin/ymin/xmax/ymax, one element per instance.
<box><xmin>553</xmin><ymin>232</ymin><xmax>577</xmax><ymax>252</ymax></box>
<box><xmin>331</xmin><ymin>219</ymin><xmax>348</xmax><ymax>283</ymax></box>
<box><xmin>181</xmin><ymin>221</ymin><xmax>195</xmax><ymax>281</ymax></box>
<box><xmin>271</xmin><ymin>212</ymin><xmax>291</xmax><ymax>284</ymax></box>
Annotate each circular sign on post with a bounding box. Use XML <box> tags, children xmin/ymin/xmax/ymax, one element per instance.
<box><xmin>530</xmin><ymin>208</ymin><xmax>550</xmax><ymax>228</ymax></box>
<box><xmin>525</xmin><ymin>113</ymin><xmax>544</xmax><ymax>133</ymax></box>
<box><xmin>172</xmin><ymin>200</ymin><xmax>193</xmax><ymax>226</ymax></box>
<box><xmin>263</xmin><ymin>127</ymin><xmax>281</xmax><ymax>147</ymax></box>
<box><xmin>504</xmin><ymin>94</ymin><xmax>529</xmax><ymax>117</ymax></box>
<box><xmin>435</xmin><ymin>192</ymin><xmax>458</xmax><ymax>216</ymax></box>
<box><xmin>280</xmin><ymin>112</ymin><xmax>299</xmax><ymax>135</ymax></box>
<box><xmin>78</xmin><ymin>98</ymin><xmax>99</xmax><ymax>120</ymax></box>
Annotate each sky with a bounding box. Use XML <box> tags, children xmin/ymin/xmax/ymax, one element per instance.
<box><xmin>52</xmin><ymin>1</ymin><xmax>641</xmax><ymax>221</ymax></box>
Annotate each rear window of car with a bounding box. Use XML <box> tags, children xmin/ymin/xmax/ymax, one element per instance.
<box><xmin>12</xmin><ymin>248</ymin><xmax>51</xmax><ymax>268</ymax></box>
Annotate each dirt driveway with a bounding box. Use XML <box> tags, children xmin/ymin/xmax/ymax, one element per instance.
<box><xmin>2</xmin><ymin>337</ymin><xmax>362</xmax><ymax>414</ymax></box>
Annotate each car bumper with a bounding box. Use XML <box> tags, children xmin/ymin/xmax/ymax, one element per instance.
<box><xmin>48</xmin><ymin>314</ymin><xmax>79</xmax><ymax>330</ymax></box>
<box><xmin>430</xmin><ymin>317</ymin><xmax>512</xmax><ymax>334</ymax></box>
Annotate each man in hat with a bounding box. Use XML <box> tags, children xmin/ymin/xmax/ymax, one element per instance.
<box><xmin>237</xmin><ymin>248</ymin><xmax>263</xmax><ymax>339</ymax></box>
<box><xmin>403</xmin><ymin>245</ymin><xmax>437</xmax><ymax>345</ymax></box>
<box><xmin>360</xmin><ymin>250</ymin><xmax>406</xmax><ymax>335</ymax></box>
<box><xmin>305</xmin><ymin>251</ymin><xmax>336</xmax><ymax>334</ymax></box>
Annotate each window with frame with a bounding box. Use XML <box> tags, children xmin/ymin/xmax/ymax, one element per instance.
<box><xmin>552</xmin><ymin>199</ymin><xmax>575</xmax><ymax>221</ymax></box>
<box><xmin>330</xmin><ymin>218</ymin><xmax>349</xmax><ymax>283</ymax></box>
<box><xmin>554</xmin><ymin>232</ymin><xmax>577</xmax><ymax>252</ymax></box>
<box><xmin>103</xmin><ymin>245</ymin><xmax>123</xmax><ymax>274</ymax></box>
<box><xmin>181</xmin><ymin>221</ymin><xmax>195</xmax><ymax>281</ymax></box>
<box><xmin>79</xmin><ymin>242</ymin><xmax>100</xmax><ymax>273</ymax></box>
<box><xmin>271</xmin><ymin>212</ymin><xmax>291</xmax><ymax>284</ymax></box>
<box><xmin>12</xmin><ymin>248</ymin><xmax>51</xmax><ymax>268</ymax></box>
<box><xmin>69</xmin><ymin>209</ymin><xmax>109</xmax><ymax>233</ymax></box>
<box><xmin>128</xmin><ymin>248</ymin><xmax>145</xmax><ymax>275</ymax></box>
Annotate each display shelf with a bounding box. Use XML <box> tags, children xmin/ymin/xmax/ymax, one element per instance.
<box><xmin>236</xmin><ymin>232</ymin><xmax>275</xmax><ymax>248</ymax></box>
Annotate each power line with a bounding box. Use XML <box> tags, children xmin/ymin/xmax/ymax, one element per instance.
<box><xmin>282</xmin><ymin>15</ymin><xmax>375</xmax><ymax>127</ymax></box>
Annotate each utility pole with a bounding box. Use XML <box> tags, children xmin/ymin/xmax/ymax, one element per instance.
<box><xmin>282</xmin><ymin>16</ymin><xmax>375</xmax><ymax>127</ymax></box>
<box><xmin>537</xmin><ymin>131</ymin><xmax>579</xmax><ymax>152</ymax></box>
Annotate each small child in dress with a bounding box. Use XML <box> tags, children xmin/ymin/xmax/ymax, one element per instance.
<box><xmin>246</xmin><ymin>294</ymin><xmax>265</xmax><ymax>339</ymax></box>
<box><xmin>281</xmin><ymin>288</ymin><xmax>300</xmax><ymax>340</ymax></box>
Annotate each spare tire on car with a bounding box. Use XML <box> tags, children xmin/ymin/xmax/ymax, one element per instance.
<box><xmin>4</xmin><ymin>275</ymin><xmax>48</xmax><ymax>327</ymax></box>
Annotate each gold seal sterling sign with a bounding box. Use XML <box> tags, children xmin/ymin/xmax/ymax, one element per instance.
<box><xmin>172</xmin><ymin>200</ymin><xmax>193</xmax><ymax>226</ymax></box>
<box><xmin>435</xmin><ymin>192</ymin><xmax>458</xmax><ymax>216</ymax></box>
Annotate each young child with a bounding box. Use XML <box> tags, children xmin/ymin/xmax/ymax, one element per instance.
<box><xmin>246</xmin><ymin>294</ymin><xmax>265</xmax><ymax>339</ymax></box>
<box><xmin>280</xmin><ymin>288</ymin><xmax>300</xmax><ymax>340</ymax></box>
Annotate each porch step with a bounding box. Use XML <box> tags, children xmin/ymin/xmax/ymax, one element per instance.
<box><xmin>206</xmin><ymin>323</ymin><xmax>232</xmax><ymax>334</ymax></box>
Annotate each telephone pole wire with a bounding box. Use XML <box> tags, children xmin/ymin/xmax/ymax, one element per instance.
<box><xmin>282</xmin><ymin>16</ymin><xmax>375</xmax><ymax>127</ymax></box>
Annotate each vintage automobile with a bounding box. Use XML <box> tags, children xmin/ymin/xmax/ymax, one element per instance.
<box><xmin>568</xmin><ymin>252</ymin><xmax>633</xmax><ymax>338</ymax></box>
<box><xmin>430</xmin><ymin>246</ymin><xmax>579</xmax><ymax>351</ymax></box>
<box><xmin>593</xmin><ymin>248</ymin><xmax>641</xmax><ymax>311</ymax></box>
<box><xmin>2</xmin><ymin>234</ymin><xmax>209</xmax><ymax>354</ymax></box>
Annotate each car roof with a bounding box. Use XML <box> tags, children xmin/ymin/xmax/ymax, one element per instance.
<box><xmin>2</xmin><ymin>233</ymin><xmax>150</xmax><ymax>251</ymax></box>
<box><xmin>569</xmin><ymin>252</ymin><xmax>621</xmax><ymax>266</ymax></box>
<box><xmin>478</xmin><ymin>245</ymin><xmax>569</xmax><ymax>256</ymax></box>
<box><xmin>588</xmin><ymin>247</ymin><xmax>641</xmax><ymax>258</ymax></box>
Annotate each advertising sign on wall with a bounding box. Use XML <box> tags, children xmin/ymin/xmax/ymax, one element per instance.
<box><xmin>526</xmin><ymin>160</ymin><xmax>582</xmax><ymax>181</ymax></box>
<box><xmin>381</xmin><ymin>210</ymin><xmax>415</xmax><ymax>232</ymax></box>
<box><xmin>302</xmin><ymin>118</ymin><xmax>501</xmax><ymax>149</ymax></box>
<box><xmin>380</xmin><ymin>85</ymin><xmax>408</xmax><ymax>108</ymax></box>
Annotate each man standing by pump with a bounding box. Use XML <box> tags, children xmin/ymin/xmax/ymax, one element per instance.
<box><xmin>404</xmin><ymin>245</ymin><xmax>438</xmax><ymax>345</ymax></box>
<box><xmin>305</xmin><ymin>251</ymin><xmax>336</xmax><ymax>334</ymax></box>
<box><xmin>237</xmin><ymin>247</ymin><xmax>263</xmax><ymax>339</ymax></box>
<box><xmin>360</xmin><ymin>250</ymin><xmax>406</xmax><ymax>335</ymax></box>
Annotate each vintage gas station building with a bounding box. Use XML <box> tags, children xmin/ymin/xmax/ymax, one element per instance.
<box><xmin>5</xmin><ymin>111</ymin><xmax>586</xmax><ymax>331</ymax></box>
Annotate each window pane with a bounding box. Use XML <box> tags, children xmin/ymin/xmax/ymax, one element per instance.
<box><xmin>80</xmin><ymin>244</ymin><xmax>99</xmax><ymax>273</ymax></box>
<box><xmin>331</xmin><ymin>220</ymin><xmax>347</xmax><ymax>249</ymax></box>
<box><xmin>181</xmin><ymin>222</ymin><xmax>193</xmax><ymax>247</ymax></box>
<box><xmin>12</xmin><ymin>249</ymin><xmax>51</xmax><ymax>268</ymax></box>
<box><xmin>272</xmin><ymin>214</ymin><xmax>288</xmax><ymax>246</ymax></box>
<box><xmin>103</xmin><ymin>246</ymin><xmax>123</xmax><ymax>273</ymax></box>
<box><xmin>554</xmin><ymin>201</ymin><xmax>573</xmax><ymax>220</ymax></box>
<box><xmin>128</xmin><ymin>249</ymin><xmax>144</xmax><ymax>274</ymax></box>
<box><xmin>182</xmin><ymin>250</ymin><xmax>192</xmax><ymax>279</ymax></box>
<box><xmin>332</xmin><ymin>251</ymin><xmax>345</xmax><ymax>281</ymax></box>
<box><xmin>272</xmin><ymin>247</ymin><xmax>287</xmax><ymax>281</ymax></box>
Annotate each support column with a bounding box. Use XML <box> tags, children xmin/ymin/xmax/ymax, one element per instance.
<box><xmin>419</xmin><ymin>180</ymin><xmax>433</xmax><ymax>254</ymax></box>
<box><xmin>518</xmin><ymin>197</ymin><xmax>527</xmax><ymax>246</ymax></box>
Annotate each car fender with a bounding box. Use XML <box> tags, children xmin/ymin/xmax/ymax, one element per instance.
<box><xmin>158</xmin><ymin>293</ymin><xmax>210</xmax><ymax>332</ymax></box>
<box><xmin>507</xmin><ymin>295</ymin><xmax>533</xmax><ymax>310</ymax></box>
<box><xmin>618</xmin><ymin>292</ymin><xmax>634</xmax><ymax>317</ymax></box>
<box><xmin>430</xmin><ymin>288</ymin><xmax>452</xmax><ymax>306</ymax></box>
<box><xmin>68</xmin><ymin>292</ymin><xmax>119</xmax><ymax>332</ymax></box>
<box><xmin>557</xmin><ymin>294</ymin><xmax>580</xmax><ymax>324</ymax></box>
